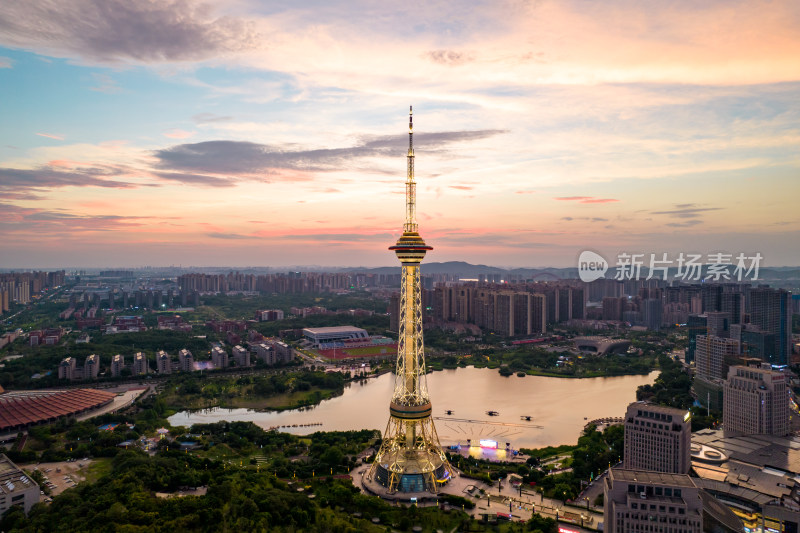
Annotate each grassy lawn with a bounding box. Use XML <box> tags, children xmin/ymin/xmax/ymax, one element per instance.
<box><xmin>340</xmin><ymin>345</ymin><xmax>394</xmax><ymax>356</ymax></box>
<box><xmin>84</xmin><ymin>458</ymin><xmax>113</xmax><ymax>483</ymax></box>
<box><xmin>201</xmin><ymin>443</ymin><xmax>242</xmax><ymax>461</ymax></box>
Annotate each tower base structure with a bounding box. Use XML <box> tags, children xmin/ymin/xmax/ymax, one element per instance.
<box><xmin>370</xmin><ymin>413</ymin><xmax>454</xmax><ymax>493</ymax></box>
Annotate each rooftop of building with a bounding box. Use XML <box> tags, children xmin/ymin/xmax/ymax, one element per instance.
<box><xmin>0</xmin><ymin>454</ymin><xmax>37</xmax><ymax>496</ymax></box>
<box><xmin>693</xmin><ymin>429</ymin><xmax>800</xmax><ymax>471</ymax></box>
<box><xmin>610</xmin><ymin>468</ymin><xmax>697</xmax><ymax>487</ymax></box>
<box><xmin>698</xmin><ymin>490</ymin><xmax>746</xmax><ymax>532</ymax></box>
<box><xmin>627</xmin><ymin>401</ymin><xmax>690</xmax><ymax>417</ymax></box>
<box><xmin>692</xmin><ymin>429</ymin><xmax>800</xmax><ymax>503</ymax></box>
<box><xmin>0</xmin><ymin>389</ymin><xmax>116</xmax><ymax>433</ymax></box>
<box><xmin>302</xmin><ymin>326</ymin><xmax>367</xmax><ymax>334</ymax></box>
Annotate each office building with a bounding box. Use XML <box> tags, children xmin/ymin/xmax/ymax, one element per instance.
<box><xmin>740</xmin><ymin>326</ymin><xmax>778</xmax><ymax>362</ymax></box>
<box><xmin>749</xmin><ymin>287</ymin><xmax>792</xmax><ymax>365</ymax></box>
<box><xmin>0</xmin><ymin>454</ymin><xmax>40</xmax><ymax>518</ymax></box>
<box><xmin>604</xmin><ymin>468</ymin><xmax>703</xmax><ymax>533</ymax></box>
<box><xmin>623</xmin><ymin>402</ymin><xmax>691</xmax><ymax>474</ymax></box>
<box><xmin>723</xmin><ymin>365</ymin><xmax>789</xmax><ymax>436</ymax></box>
<box><xmin>685</xmin><ymin>314</ymin><xmax>707</xmax><ymax>364</ymax></box>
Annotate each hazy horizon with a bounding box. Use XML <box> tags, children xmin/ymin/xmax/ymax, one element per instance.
<box><xmin>4</xmin><ymin>261</ymin><xmax>800</xmax><ymax>273</ymax></box>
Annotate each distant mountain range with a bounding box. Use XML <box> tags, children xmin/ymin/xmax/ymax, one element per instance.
<box><xmin>343</xmin><ymin>261</ymin><xmax>800</xmax><ymax>282</ymax></box>
<box><xmin>342</xmin><ymin>261</ymin><xmax>579</xmax><ymax>278</ymax></box>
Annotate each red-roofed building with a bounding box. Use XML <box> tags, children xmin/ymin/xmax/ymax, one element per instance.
<box><xmin>0</xmin><ymin>389</ymin><xmax>116</xmax><ymax>433</ymax></box>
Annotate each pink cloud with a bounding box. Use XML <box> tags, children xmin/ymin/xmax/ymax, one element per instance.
<box><xmin>163</xmin><ymin>129</ymin><xmax>196</xmax><ymax>139</ymax></box>
<box><xmin>581</xmin><ymin>198</ymin><xmax>619</xmax><ymax>204</ymax></box>
<box><xmin>554</xmin><ymin>196</ymin><xmax>618</xmax><ymax>204</ymax></box>
<box><xmin>36</xmin><ymin>132</ymin><xmax>64</xmax><ymax>140</ymax></box>
<box><xmin>48</xmin><ymin>159</ymin><xmax>88</xmax><ymax>168</ymax></box>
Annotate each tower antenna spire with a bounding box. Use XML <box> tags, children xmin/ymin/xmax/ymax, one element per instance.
<box><xmin>405</xmin><ymin>106</ymin><xmax>416</xmax><ymax>232</ymax></box>
<box><xmin>368</xmin><ymin>107</ymin><xmax>452</xmax><ymax>495</ymax></box>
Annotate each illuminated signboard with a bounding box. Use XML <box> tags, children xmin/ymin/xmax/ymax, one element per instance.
<box><xmin>559</xmin><ymin>527</ymin><xmax>579</xmax><ymax>533</ymax></box>
<box><xmin>479</xmin><ymin>439</ymin><xmax>498</xmax><ymax>449</ymax></box>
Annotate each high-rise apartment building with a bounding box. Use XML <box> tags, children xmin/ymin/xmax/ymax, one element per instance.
<box><xmin>58</xmin><ymin>357</ymin><xmax>77</xmax><ymax>380</ymax></box>
<box><xmin>623</xmin><ymin>402</ymin><xmax>691</xmax><ymax>474</ymax></box>
<box><xmin>211</xmin><ymin>346</ymin><xmax>228</xmax><ymax>369</ymax></box>
<box><xmin>720</xmin><ymin>291</ymin><xmax>742</xmax><ymax>325</ymax></box>
<box><xmin>723</xmin><ymin>365</ymin><xmax>789</xmax><ymax>436</ymax></box>
<box><xmin>706</xmin><ymin>311</ymin><xmax>731</xmax><ymax>338</ymax></box>
<box><xmin>84</xmin><ymin>354</ymin><xmax>99</xmax><ymax>379</ymax></box>
<box><xmin>178</xmin><ymin>349</ymin><xmax>194</xmax><ymax>372</ymax></box>
<box><xmin>232</xmin><ymin>345</ymin><xmax>250</xmax><ymax>367</ymax></box>
<box><xmin>642</xmin><ymin>298</ymin><xmax>662</xmax><ymax>331</ymax></box>
<box><xmin>602</xmin><ymin>296</ymin><xmax>625</xmax><ymax>321</ymax></box>
<box><xmin>695</xmin><ymin>335</ymin><xmax>740</xmax><ymax>381</ymax></box>
<box><xmin>132</xmin><ymin>352</ymin><xmax>149</xmax><ymax>375</ymax></box>
<box><xmin>156</xmin><ymin>351</ymin><xmax>171</xmax><ymax>374</ymax></box>
<box><xmin>111</xmin><ymin>354</ymin><xmax>125</xmax><ymax>377</ymax></box>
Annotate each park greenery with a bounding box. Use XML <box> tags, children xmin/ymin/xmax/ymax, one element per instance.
<box><xmin>424</xmin><ymin>345</ymin><xmax>656</xmax><ymax>380</ymax></box>
<box><xmin>636</xmin><ymin>354</ymin><xmax>693</xmax><ymax>409</ymax></box>
<box><xmin>4</xmin><ymin>410</ymin><xmax>562</xmax><ymax>533</ymax></box>
<box><xmin>160</xmin><ymin>370</ymin><xmax>349</xmax><ymax>410</ymax></box>
<box><xmin>636</xmin><ymin>354</ymin><xmax>723</xmax><ymax>431</ymax></box>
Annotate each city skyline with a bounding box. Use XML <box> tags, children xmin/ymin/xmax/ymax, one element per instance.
<box><xmin>2</xmin><ymin>1</ymin><xmax>800</xmax><ymax>269</ymax></box>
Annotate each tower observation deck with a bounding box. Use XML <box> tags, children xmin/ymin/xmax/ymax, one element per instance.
<box><xmin>367</xmin><ymin>107</ymin><xmax>453</xmax><ymax>493</ymax></box>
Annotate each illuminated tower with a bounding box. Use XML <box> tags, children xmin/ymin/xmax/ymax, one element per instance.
<box><xmin>368</xmin><ymin>107</ymin><xmax>453</xmax><ymax>493</ymax></box>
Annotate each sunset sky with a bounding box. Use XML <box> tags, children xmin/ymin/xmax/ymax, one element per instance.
<box><xmin>1</xmin><ymin>0</ymin><xmax>799</xmax><ymax>269</ymax></box>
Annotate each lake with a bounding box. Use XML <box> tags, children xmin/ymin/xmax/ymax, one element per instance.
<box><xmin>168</xmin><ymin>367</ymin><xmax>657</xmax><ymax>449</ymax></box>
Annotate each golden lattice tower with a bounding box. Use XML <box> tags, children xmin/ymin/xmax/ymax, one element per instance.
<box><xmin>367</xmin><ymin>107</ymin><xmax>453</xmax><ymax>493</ymax></box>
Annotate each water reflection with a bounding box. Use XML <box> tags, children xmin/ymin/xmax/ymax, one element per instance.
<box><xmin>168</xmin><ymin>367</ymin><xmax>657</xmax><ymax>449</ymax></box>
